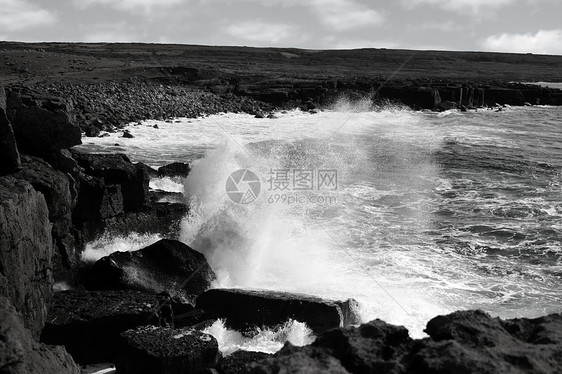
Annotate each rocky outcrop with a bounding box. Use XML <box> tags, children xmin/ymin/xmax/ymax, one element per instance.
<box><xmin>158</xmin><ymin>162</ymin><xmax>191</xmax><ymax>178</ymax></box>
<box><xmin>0</xmin><ymin>177</ymin><xmax>53</xmax><ymax>337</ymax></box>
<box><xmin>218</xmin><ymin>351</ymin><xmax>271</xmax><ymax>374</ymax></box>
<box><xmin>0</xmin><ymin>86</ymin><xmax>21</xmax><ymax>175</ymax></box>
<box><xmin>12</xmin><ymin>155</ymin><xmax>76</xmax><ymax>279</ymax></box>
<box><xmin>83</xmin><ymin>239</ymin><xmax>216</xmax><ymax>300</ymax></box>
<box><xmin>247</xmin><ymin>343</ymin><xmax>350</xmax><ymax>374</ymax></box>
<box><xmin>71</xmin><ymin>151</ymin><xmax>149</xmax><ymax>212</ymax></box>
<box><xmin>5</xmin><ymin>86</ymin><xmax>81</xmax><ymax>154</ymax></box>
<box><xmin>0</xmin><ymin>296</ymin><xmax>80</xmax><ymax>374</ymax></box>
<box><xmin>40</xmin><ymin>289</ymin><xmax>173</xmax><ymax>364</ymax></box>
<box><xmin>195</xmin><ymin>289</ymin><xmax>361</xmax><ymax>335</ymax></box>
<box><xmin>115</xmin><ymin>325</ymin><xmax>221</xmax><ymax>374</ymax></box>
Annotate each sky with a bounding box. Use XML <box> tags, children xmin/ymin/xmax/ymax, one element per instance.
<box><xmin>1</xmin><ymin>0</ymin><xmax>562</xmax><ymax>55</ymax></box>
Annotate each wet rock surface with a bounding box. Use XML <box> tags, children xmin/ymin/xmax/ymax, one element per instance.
<box><xmin>40</xmin><ymin>289</ymin><xmax>172</xmax><ymax>364</ymax></box>
<box><xmin>115</xmin><ymin>325</ymin><xmax>221</xmax><ymax>374</ymax></box>
<box><xmin>0</xmin><ymin>177</ymin><xmax>53</xmax><ymax>337</ymax></box>
<box><xmin>196</xmin><ymin>289</ymin><xmax>360</xmax><ymax>335</ymax></box>
<box><xmin>0</xmin><ymin>296</ymin><xmax>80</xmax><ymax>374</ymax></box>
<box><xmin>217</xmin><ymin>351</ymin><xmax>272</xmax><ymax>374</ymax></box>
<box><xmin>158</xmin><ymin>162</ymin><xmax>191</xmax><ymax>178</ymax></box>
<box><xmin>0</xmin><ymin>86</ymin><xmax>21</xmax><ymax>175</ymax></box>
<box><xmin>83</xmin><ymin>239</ymin><xmax>216</xmax><ymax>299</ymax></box>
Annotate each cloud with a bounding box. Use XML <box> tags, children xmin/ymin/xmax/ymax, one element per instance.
<box><xmin>0</xmin><ymin>0</ymin><xmax>56</xmax><ymax>31</ymax></box>
<box><xmin>308</xmin><ymin>0</ymin><xmax>384</xmax><ymax>31</ymax></box>
<box><xmin>79</xmin><ymin>0</ymin><xmax>185</xmax><ymax>15</ymax></box>
<box><xmin>481</xmin><ymin>29</ymin><xmax>562</xmax><ymax>55</ymax></box>
<box><xmin>225</xmin><ymin>20</ymin><xmax>305</xmax><ymax>46</ymax></box>
<box><xmin>415</xmin><ymin>20</ymin><xmax>464</xmax><ymax>32</ymax></box>
<box><xmin>84</xmin><ymin>21</ymin><xmax>143</xmax><ymax>42</ymax></box>
<box><xmin>401</xmin><ymin>0</ymin><xmax>516</xmax><ymax>16</ymax></box>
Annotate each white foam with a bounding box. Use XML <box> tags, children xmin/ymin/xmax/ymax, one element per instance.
<box><xmin>81</xmin><ymin>232</ymin><xmax>162</xmax><ymax>263</ymax></box>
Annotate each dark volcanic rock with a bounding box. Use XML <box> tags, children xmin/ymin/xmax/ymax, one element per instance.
<box><xmin>115</xmin><ymin>325</ymin><xmax>220</xmax><ymax>374</ymax></box>
<box><xmin>247</xmin><ymin>342</ymin><xmax>350</xmax><ymax>374</ymax></box>
<box><xmin>40</xmin><ymin>289</ymin><xmax>173</xmax><ymax>364</ymax></box>
<box><xmin>71</xmin><ymin>151</ymin><xmax>150</xmax><ymax>212</ymax></box>
<box><xmin>0</xmin><ymin>296</ymin><xmax>80</xmax><ymax>374</ymax></box>
<box><xmin>407</xmin><ymin>310</ymin><xmax>562</xmax><ymax>374</ymax></box>
<box><xmin>6</xmin><ymin>86</ymin><xmax>81</xmax><ymax>154</ymax></box>
<box><xmin>0</xmin><ymin>86</ymin><xmax>21</xmax><ymax>175</ymax></box>
<box><xmin>84</xmin><ymin>239</ymin><xmax>216</xmax><ymax>299</ymax></box>
<box><xmin>218</xmin><ymin>351</ymin><xmax>272</xmax><ymax>374</ymax></box>
<box><xmin>195</xmin><ymin>289</ymin><xmax>360</xmax><ymax>335</ymax></box>
<box><xmin>313</xmin><ymin>319</ymin><xmax>413</xmax><ymax>374</ymax></box>
<box><xmin>0</xmin><ymin>177</ymin><xmax>53</xmax><ymax>337</ymax></box>
<box><xmin>158</xmin><ymin>162</ymin><xmax>191</xmax><ymax>178</ymax></box>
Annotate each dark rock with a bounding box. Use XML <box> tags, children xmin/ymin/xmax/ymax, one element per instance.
<box><xmin>0</xmin><ymin>177</ymin><xmax>53</xmax><ymax>337</ymax></box>
<box><xmin>153</xmin><ymin>124</ymin><xmax>159</xmax><ymax>129</ymax></box>
<box><xmin>218</xmin><ymin>351</ymin><xmax>271</xmax><ymax>374</ymax></box>
<box><xmin>40</xmin><ymin>289</ymin><xmax>173</xmax><ymax>364</ymax></box>
<box><xmin>150</xmin><ymin>189</ymin><xmax>185</xmax><ymax>204</ymax></box>
<box><xmin>6</xmin><ymin>87</ymin><xmax>81</xmax><ymax>154</ymax></box>
<box><xmin>73</xmin><ymin>173</ymin><xmax>124</xmax><ymax>222</ymax></box>
<box><xmin>81</xmin><ymin>123</ymin><xmax>101</xmax><ymax>137</ymax></box>
<box><xmin>436</xmin><ymin>100</ymin><xmax>459</xmax><ymax>111</ymax></box>
<box><xmin>408</xmin><ymin>310</ymin><xmax>562</xmax><ymax>374</ymax></box>
<box><xmin>81</xmin><ymin>201</ymin><xmax>188</xmax><ymax>243</ymax></box>
<box><xmin>254</xmin><ymin>111</ymin><xmax>265</xmax><ymax>118</ymax></box>
<box><xmin>0</xmin><ymin>296</ymin><xmax>80</xmax><ymax>374</ymax></box>
<box><xmin>115</xmin><ymin>325</ymin><xmax>220</xmax><ymax>374</ymax></box>
<box><xmin>0</xmin><ymin>86</ymin><xmax>21</xmax><ymax>175</ymax></box>
<box><xmin>71</xmin><ymin>151</ymin><xmax>150</xmax><ymax>212</ymax></box>
<box><xmin>158</xmin><ymin>162</ymin><xmax>191</xmax><ymax>178</ymax></box>
<box><xmin>247</xmin><ymin>342</ymin><xmax>350</xmax><ymax>374</ymax></box>
<box><xmin>314</xmin><ymin>319</ymin><xmax>413</xmax><ymax>373</ymax></box>
<box><xmin>83</xmin><ymin>239</ymin><xmax>216</xmax><ymax>299</ymax></box>
<box><xmin>195</xmin><ymin>289</ymin><xmax>360</xmax><ymax>335</ymax></box>
<box><xmin>139</xmin><ymin>162</ymin><xmax>159</xmax><ymax>178</ymax></box>
<box><xmin>13</xmin><ymin>155</ymin><xmax>76</xmax><ymax>276</ymax></box>
<box><xmin>122</xmin><ymin>129</ymin><xmax>134</xmax><ymax>138</ymax></box>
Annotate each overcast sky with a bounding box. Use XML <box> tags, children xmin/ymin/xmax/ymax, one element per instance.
<box><xmin>1</xmin><ymin>0</ymin><xmax>562</xmax><ymax>55</ymax></box>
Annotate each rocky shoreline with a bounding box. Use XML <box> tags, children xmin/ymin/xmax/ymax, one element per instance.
<box><xmin>1</xmin><ymin>43</ymin><xmax>562</xmax><ymax>373</ymax></box>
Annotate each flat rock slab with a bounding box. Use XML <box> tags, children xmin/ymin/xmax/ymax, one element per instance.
<box><xmin>41</xmin><ymin>289</ymin><xmax>172</xmax><ymax>364</ymax></box>
<box><xmin>83</xmin><ymin>239</ymin><xmax>216</xmax><ymax>299</ymax></box>
<box><xmin>115</xmin><ymin>325</ymin><xmax>220</xmax><ymax>374</ymax></box>
<box><xmin>195</xmin><ymin>289</ymin><xmax>361</xmax><ymax>335</ymax></box>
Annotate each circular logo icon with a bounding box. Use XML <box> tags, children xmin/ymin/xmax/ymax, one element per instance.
<box><xmin>225</xmin><ymin>169</ymin><xmax>261</xmax><ymax>204</ymax></box>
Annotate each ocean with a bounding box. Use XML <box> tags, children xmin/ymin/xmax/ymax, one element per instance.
<box><xmin>76</xmin><ymin>100</ymin><xmax>562</xmax><ymax>353</ymax></box>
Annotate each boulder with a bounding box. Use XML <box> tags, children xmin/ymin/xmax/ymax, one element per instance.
<box><xmin>158</xmin><ymin>162</ymin><xmax>191</xmax><ymax>178</ymax></box>
<box><xmin>13</xmin><ymin>155</ymin><xmax>76</xmax><ymax>276</ymax></box>
<box><xmin>0</xmin><ymin>177</ymin><xmax>53</xmax><ymax>337</ymax></box>
<box><xmin>313</xmin><ymin>319</ymin><xmax>413</xmax><ymax>373</ymax></box>
<box><xmin>72</xmin><ymin>174</ymin><xmax>124</xmax><ymax>222</ymax></box>
<box><xmin>0</xmin><ymin>296</ymin><xmax>80</xmax><ymax>374</ymax></box>
<box><xmin>40</xmin><ymin>289</ymin><xmax>173</xmax><ymax>364</ymax></box>
<box><xmin>247</xmin><ymin>342</ymin><xmax>350</xmax><ymax>374</ymax></box>
<box><xmin>6</xmin><ymin>87</ymin><xmax>81</xmax><ymax>154</ymax></box>
<box><xmin>407</xmin><ymin>310</ymin><xmax>562</xmax><ymax>374</ymax></box>
<box><xmin>0</xmin><ymin>86</ymin><xmax>21</xmax><ymax>175</ymax></box>
<box><xmin>71</xmin><ymin>151</ymin><xmax>150</xmax><ymax>212</ymax></box>
<box><xmin>217</xmin><ymin>351</ymin><xmax>271</xmax><ymax>374</ymax></box>
<box><xmin>115</xmin><ymin>325</ymin><xmax>220</xmax><ymax>374</ymax></box>
<box><xmin>195</xmin><ymin>289</ymin><xmax>360</xmax><ymax>334</ymax></box>
<box><xmin>83</xmin><ymin>239</ymin><xmax>216</xmax><ymax>299</ymax></box>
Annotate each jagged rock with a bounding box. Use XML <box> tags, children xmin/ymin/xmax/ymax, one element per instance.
<box><xmin>71</xmin><ymin>151</ymin><xmax>149</xmax><ymax>212</ymax></box>
<box><xmin>122</xmin><ymin>129</ymin><xmax>134</xmax><ymax>138</ymax></box>
<box><xmin>115</xmin><ymin>325</ymin><xmax>220</xmax><ymax>374</ymax></box>
<box><xmin>158</xmin><ymin>162</ymin><xmax>191</xmax><ymax>178</ymax></box>
<box><xmin>0</xmin><ymin>177</ymin><xmax>53</xmax><ymax>337</ymax></box>
<box><xmin>408</xmin><ymin>310</ymin><xmax>562</xmax><ymax>374</ymax></box>
<box><xmin>0</xmin><ymin>86</ymin><xmax>21</xmax><ymax>175</ymax></box>
<box><xmin>81</xmin><ymin>201</ymin><xmax>188</xmax><ymax>243</ymax></box>
<box><xmin>218</xmin><ymin>351</ymin><xmax>271</xmax><ymax>374</ymax></box>
<box><xmin>313</xmin><ymin>319</ymin><xmax>413</xmax><ymax>373</ymax></box>
<box><xmin>6</xmin><ymin>87</ymin><xmax>81</xmax><ymax>154</ymax></box>
<box><xmin>40</xmin><ymin>289</ymin><xmax>173</xmax><ymax>364</ymax></box>
<box><xmin>0</xmin><ymin>296</ymin><xmax>80</xmax><ymax>374</ymax></box>
<box><xmin>195</xmin><ymin>289</ymin><xmax>360</xmax><ymax>334</ymax></box>
<box><xmin>247</xmin><ymin>342</ymin><xmax>350</xmax><ymax>374</ymax></box>
<box><xmin>83</xmin><ymin>239</ymin><xmax>216</xmax><ymax>299</ymax></box>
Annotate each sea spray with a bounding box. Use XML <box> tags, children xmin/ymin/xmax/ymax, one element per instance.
<box><xmin>81</xmin><ymin>232</ymin><xmax>162</xmax><ymax>263</ymax></box>
<box><xmin>203</xmin><ymin>319</ymin><xmax>315</xmax><ymax>355</ymax></box>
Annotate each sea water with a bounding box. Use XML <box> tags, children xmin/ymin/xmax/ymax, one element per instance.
<box><xmin>77</xmin><ymin>102</ymin><xmax>562</xmax><ymax>352</ymax></box>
